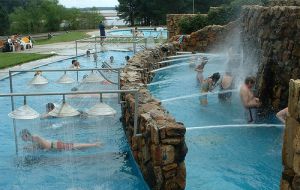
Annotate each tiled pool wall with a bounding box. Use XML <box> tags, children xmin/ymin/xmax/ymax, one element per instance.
<box><xmin>120</xmin><ymin>42</ymin><xmax>188</xmax><ymax>190</ymax></box>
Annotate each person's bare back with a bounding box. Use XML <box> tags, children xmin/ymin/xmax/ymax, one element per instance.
<box><xmin>221</xmin><ymin>74</ymin><xmax>233</xmax><ymax>90</ymax></box>
<box><xmin>239</xmin><ymin>76</ymin><xmax>261</xmax><ymax>123</ymax></box>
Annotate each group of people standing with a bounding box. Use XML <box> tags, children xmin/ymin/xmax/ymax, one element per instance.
<box><xmin>194</xmin><ymin>55</ymin><xmax>235</xmax><ymax>105</ymax></box>
<box><xmin>193</xmin><ymin>54</ymin><xmax>261</xmax><ymax>123</ymax></box>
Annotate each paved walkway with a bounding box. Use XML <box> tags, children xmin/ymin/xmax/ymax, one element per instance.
<box><xmin>0</xmin><ymin>55</ymin><xmax>71</xmax><ymax>80</ymax></box>
<box><xmin>0</xmin><ymin>28</ymin><xmax>159</xmax><ymax>80</ymax></box>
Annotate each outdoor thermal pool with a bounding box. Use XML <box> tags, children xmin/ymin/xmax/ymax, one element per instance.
<box><xmin>0</xmin><ymin>50</ymin><xmax>149</xmax><ymax>190</ymax></box>
<box><xmin>107</xmin><ymin>28</ymin><xmax>167</xmax><ymax>39</ymax></box>
<box><xmin>148</xmin><ymin>53</ymin><xmax>283</xmax><ymax>190</ymax></box>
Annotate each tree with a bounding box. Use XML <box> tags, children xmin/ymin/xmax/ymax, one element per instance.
<box><xmin>0</xmin><ymin>5</ymin><xmax>9</xmax><ymax>35</ymax></box>
<box><xmin>7</xmin><ymin>0</ymin><xmax>104</xmax><ymax>34</ymax></box>
<box><xmin>116</xmin><ymin>0</ymin><xmax>138</xmax><ymax>26</ymax></box>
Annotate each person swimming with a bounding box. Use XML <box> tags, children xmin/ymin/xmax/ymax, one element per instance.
<box><xmin>70</xmin><ymin>60</ymin><xmax>80</xmax><ymax>69</ymax></box>
<box><xmin>20</xmin><ymin>129</ymin><xmax>100</xmax><ymax>151</ymax></box>
<box><xmin>109</xmin><ymin>56</ymin><xmax>114</xmax><ymax>64</ymax></box>
<box><xmin>40</xmin><ymin>103</ymin><xmax>55</xmax><ymax>119</ymax></box>
<box><xmin>86</xmin><ymin>50</ymin><xmax>91</xmax><ymax>57</ymax></box>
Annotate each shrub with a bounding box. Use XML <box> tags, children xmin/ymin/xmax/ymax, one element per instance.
<box><xmin>178</xmin><ymin>14</ymin><xmax>208</xmax><ymax>34</ymax></box>
<box><xmin>207</xmin><ymin>6</ymin><xmax>236</xmax><ymax>26</ymax></box>
<box><xmin>177</xmin><ymin>0</ymin><xmax>267</xmax><ymax>34</ymax></box>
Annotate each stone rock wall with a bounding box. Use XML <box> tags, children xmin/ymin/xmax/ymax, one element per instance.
<box><xmin>281</xmin><ymin>79</ymin><xmax>300</xmax><ymax>190</ymax></box>
<box><xmin>166</xmin><ymin>14</ymin><xmax>197</xmax><ymax>39</ymax></box>
<box><xmin>241</xmin><ymin>5</ymin><xmax>300</xmax><ymax>110</ymax></box>
<box><xmin>120</xmin><ymin>43</ymin><xmax>188</xmax><ymax>190</ymax></box>
<box><xmin>169</xmin><ymin>20</ymin><xmax>240</xmax><ymax>52</ymax></box>
<box><xmin>269</xmin><ymin>0</ymin><xmax>300</xmax><ymax>6</ymax></box>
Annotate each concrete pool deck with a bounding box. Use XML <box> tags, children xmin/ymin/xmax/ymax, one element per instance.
<box><xmin>0</xmin><ymin>27</ymin><xmax>165</xmax><ymax>80</ymax></box>
<box><xmin>0</xmin><ymin>30</ymin><xmax>135</xmax><ymax>80</ymax></box>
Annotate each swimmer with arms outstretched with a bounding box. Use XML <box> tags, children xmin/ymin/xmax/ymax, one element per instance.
<box><xmin>195</xmin><ymin>57</ymin><xmax>208</xmax><ymax>83</ymax></box>
<box><xmin>20</xmin><ymin>129</ymin><xmax>101</xmax><ymax>151</ymax></box>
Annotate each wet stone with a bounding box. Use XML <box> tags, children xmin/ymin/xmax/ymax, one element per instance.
<box><xmin>161</xmin><ymin>145</ymin><xmax>175</xmax><ymax>165</ymax></box>
<box><xmin>161</xmin><ymin>138</ymin><xmax>182</xmax><ymax>145</ymax></box>
<box><xmin>162</xmin><ymin>163</ymin><xmax>178</xmax><ymax>172</ymax></box>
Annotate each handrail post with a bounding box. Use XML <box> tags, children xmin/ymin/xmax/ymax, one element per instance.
<box><xmin>9</xmin><ymin>71</ymin><xmax>18</xmax><ymax>155</ymax></box>
<box><xmin>133</xmin><ymin>42</ymin><xmax>136</xmax><ymax>54</ymax></box>
<box><xmin>118</xmin><ymin>70</ymin><xmax>120</xmax><ymax>104</ymax></box>
<box><xmin>76</xmin><ymin>70</ymin><xmax>79</xmax><ymax>82</ymax></box>
<box><xmin>94</xmin><ymin>36</ymin><xmax>97</xmax><ymax>54</ymax></box>
<box><xmin>75</xmin><ymin>40</ymin><xmax>78</xmax><ymax>59</ymax></box>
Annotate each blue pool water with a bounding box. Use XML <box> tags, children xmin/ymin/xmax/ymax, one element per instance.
<box><xmin>148</xmin><ymin>54</ymin><xmax>283</xmax><ymax>190</ymax></box>
<box><xmin>107</xmin><ymin>28</ymin><xmax>167</xmax><ymax>39</ymax></box>
<box><xmin>0</xmin><ymin>51</ymin><xmax>148</xmax><ymax>190</ymax></box>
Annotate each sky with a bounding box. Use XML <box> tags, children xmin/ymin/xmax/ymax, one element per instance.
<box><xmin>58</xmin><ymin>0</ymin><xmax>119</xmax><ymax>8</ymax></box>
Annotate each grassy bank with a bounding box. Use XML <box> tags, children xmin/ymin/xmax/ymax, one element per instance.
<box><xmin>0</xmin><ymin>53</ymin><xmax>53</xmax><ymax>69</ymax></box>
<box><xmin>35</xmin><ymin>31</ymin><xmax>90</xmax><ymax>45</ymax></box>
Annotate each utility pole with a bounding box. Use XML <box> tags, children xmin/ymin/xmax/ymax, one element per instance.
<box><xmin>193</xmin><ymin>0</ymin><xmax>195</xmax><ymax>14</ymax></box>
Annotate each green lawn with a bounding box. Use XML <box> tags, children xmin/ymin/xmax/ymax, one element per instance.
<box><xmin>34</xmin><ymin>31</ymin><xmax>90</xmax><ymax>45</ymax></box>
<box><xmin>0</xmin><ymin>53</ymin><xmax>53</xmax><ymax>69</ymax></box>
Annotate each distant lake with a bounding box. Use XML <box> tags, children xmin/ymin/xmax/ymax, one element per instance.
<box><xmin>100</xmin><ymin>10</ymin><xmax>126</xmax><ymax>26</ymax></box>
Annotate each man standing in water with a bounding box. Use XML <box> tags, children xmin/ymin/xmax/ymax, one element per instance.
<box><xmin>99</xmin><ymin>21</ymin><xmax>106</xmax><ymax>45</ymax></box>
<box><xmin>240</xmin><ymin>76</ymin><xmax>261</xmax><ymax>123</ymax></box>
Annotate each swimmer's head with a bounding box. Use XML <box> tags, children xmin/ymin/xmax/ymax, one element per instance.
<box><xmin>46</xmin><ymin>103</ymin><xmax>55</xmax><ymax>112</ymax></box>
<box><xmin>109</xmin><ymin>56</ymin><xmax>114</xmax><ymax>63</ymax></box>
<box><xmin>86</xmin><ymin>50</ymin><xmax>91</xmax><ymax>56</ymax></box>
<box><xmin>20</xmin><ymin>129</ymin><xmax>32</xmax><ymax>141</ymax></box>
<box><xmin>211</xmin><ymin>72</ymin><xmax>220</xmax><ymax>83</ymax></box>
<box><xmin>202</xmin><ymin>57</ymin><xmax>208</xmax><ymax>61</ymax></box>
<box><xmin>125</xmin><ymin>56</ymin><xmax>130</xmax><ymax>61</ymax></box>
<box><xmin>82</xmin><ymin>74</ymin><xmax>88</xmax><ymax>79</ymax></box>
<box><xmin>245</xmin><ymin>76</ymin><xmax>256</xmax><ymax>88</ymax></box>
<box><xmin>71</xmin><ymin>87</ymin><xmax>78</xmax><ymax>91</ymax></box>
<box><xmin>34</xmin><ymin>71</ymin><xmax>42</xmax><ymax>76</ymax></box>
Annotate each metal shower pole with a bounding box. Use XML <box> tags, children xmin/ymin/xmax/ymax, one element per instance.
<box><xmin>75</xmin><ymin>40</ymin><xmax>78</xmax><ymax>59</ymax></box>
<box><xmin>193</xmin><ymin>0</ymin><xmax>195</xmax><ymax>14</ymax></box>
<box><xmin>9</xmin><ymin>71</ymin><xmax>18</xmax><ymax>155</ymax></box>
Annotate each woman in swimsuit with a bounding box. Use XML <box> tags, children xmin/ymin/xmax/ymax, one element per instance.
<box><xmin>20</xmin><ymin>129</ymin><xmax>100</xmax><ymax>151</ymax></box>
<box><xmin>200</xmin><ymin>72</ymin><xmax>220</xmax><ymax>105</ymax></box>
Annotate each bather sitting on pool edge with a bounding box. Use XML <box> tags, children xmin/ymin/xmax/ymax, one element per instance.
<box><xmin>20</xmin><ymin>129</ymin><xmax>101</xmax><ymax>151</ymax></box>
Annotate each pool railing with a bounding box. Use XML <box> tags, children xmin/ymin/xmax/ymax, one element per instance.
<box><xmin>75</xmin><ymin>35</ymin><xmax>148</xmax><ymax>56</ymax></box>
<box><xmin>0</xmin><ymin>89</ymin><xmax>140</xmax><ymax>154</ymax></box>
<box><xmin>9</xmin><ymin>68</ymin><xmax>122</xmax><ymax>94</ymax></box>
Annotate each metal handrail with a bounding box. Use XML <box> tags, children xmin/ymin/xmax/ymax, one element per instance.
<box><xmin>1</xmin><ymin>89</ymin><xmax>141</xmax><ymax>154</ymax></box>
<box><xmin>9</xmin><ymin>68</ymin><xmax>122</xmax><ymax>73</ymax></box>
